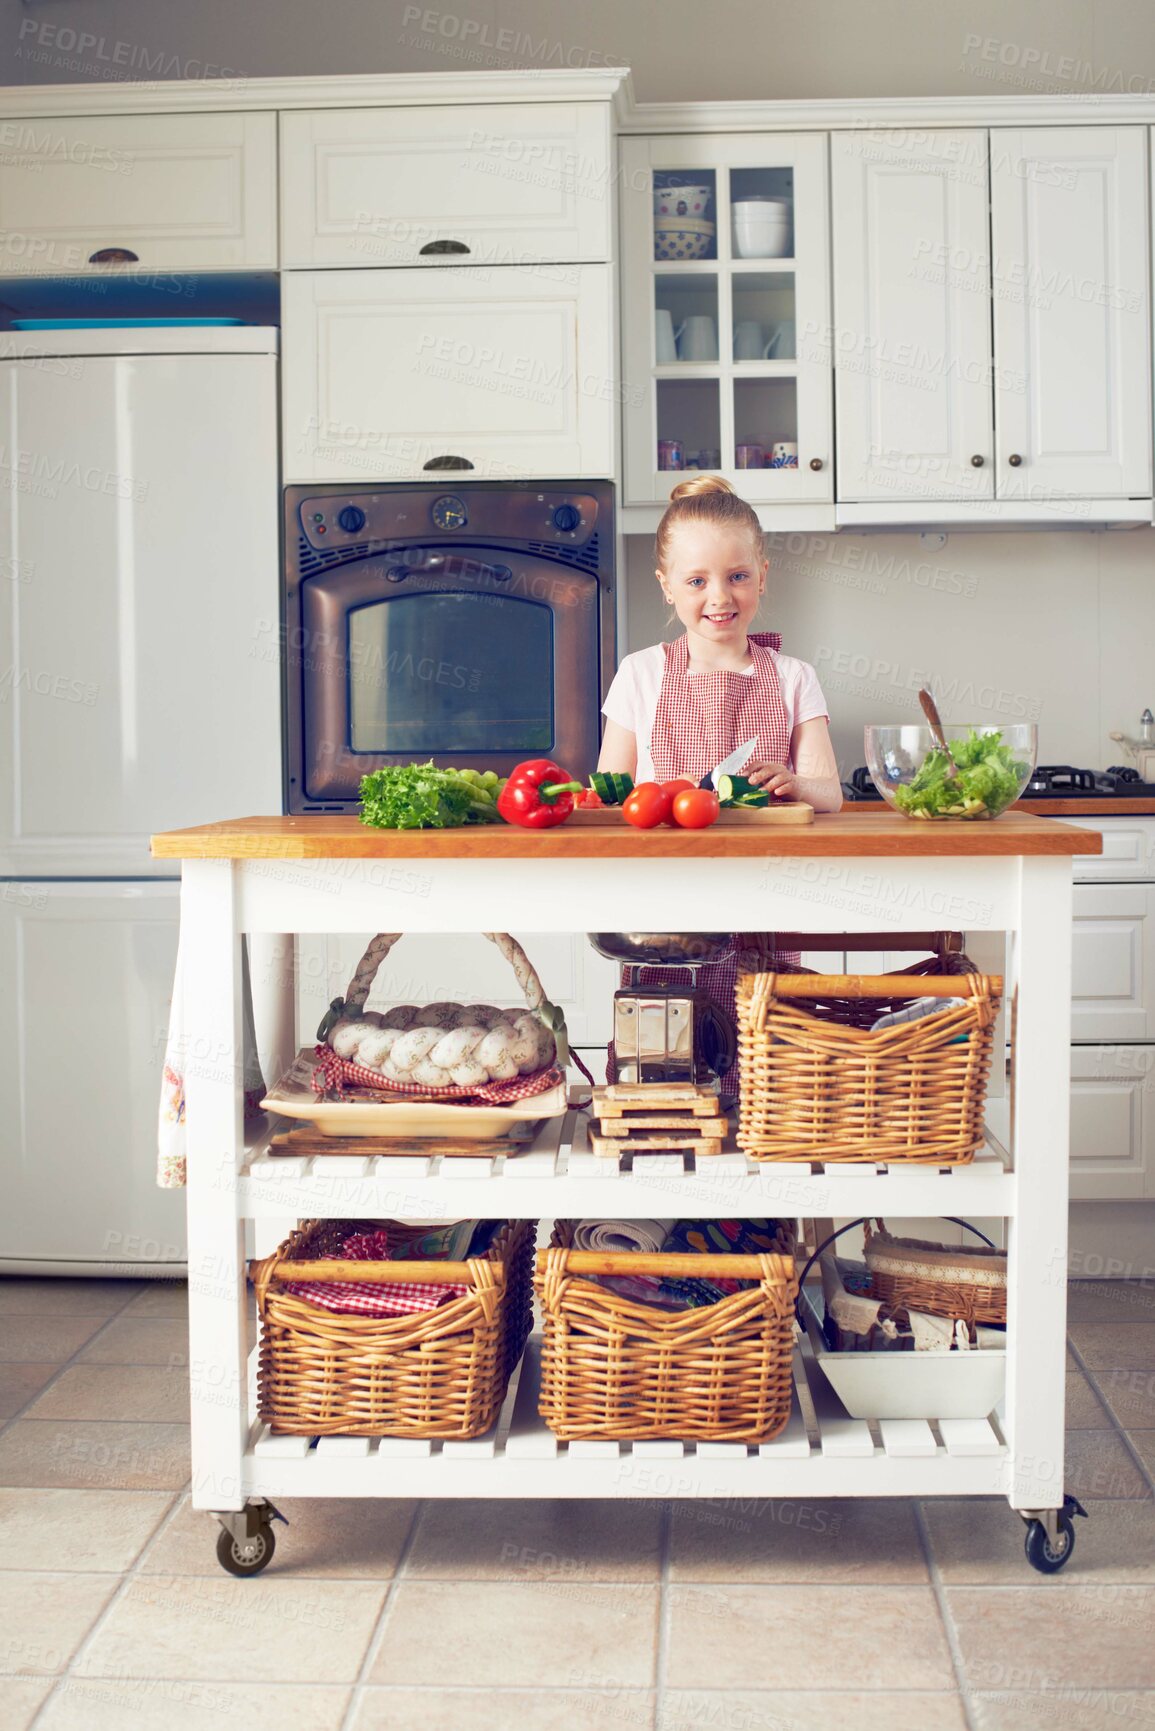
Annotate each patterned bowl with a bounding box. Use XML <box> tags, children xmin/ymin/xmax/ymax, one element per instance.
<box><xmin>653</xmin><ymin>225</ymin><xmax>715</xmax><ymax>261</ymax></box>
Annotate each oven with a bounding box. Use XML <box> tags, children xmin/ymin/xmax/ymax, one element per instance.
<box><xmin>283</xmin><ymin>481</ymin><xmax>615</xmax><ymax>811</ymax></box>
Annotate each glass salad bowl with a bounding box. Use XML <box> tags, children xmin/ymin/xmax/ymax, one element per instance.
<box><xmin>864</xmin><ymin>724</ymin><xmax>1038</xmax><ymax>820</ymax></box>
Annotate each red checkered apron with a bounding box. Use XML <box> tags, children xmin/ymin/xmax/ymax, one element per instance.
<box><xmin>609</xmin><ymin>630</ymin><xmax>801</xmax><ymax>1101</ymax></box>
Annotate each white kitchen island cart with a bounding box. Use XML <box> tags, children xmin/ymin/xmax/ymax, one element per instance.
<box><xmin>151</xmin><ymin>810</ymin><xmax>1099</xmax><ymax>1576</ymax></box>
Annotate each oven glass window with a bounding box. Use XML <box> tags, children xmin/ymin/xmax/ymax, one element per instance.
<box><xmin>348</xmin><ymin>592</ymin><xmax>554</xmax><ymax>753</ymax></box>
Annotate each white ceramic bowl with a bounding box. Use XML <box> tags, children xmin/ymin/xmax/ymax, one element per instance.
<box><xmin>654</xmin><ymin>185</ymin><xmax>712</xmax><ymax>219</ymax></box>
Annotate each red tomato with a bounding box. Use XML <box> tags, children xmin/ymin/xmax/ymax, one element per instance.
<box><xmin>659</xmin><ymin>776</ymin><xmax>697</xmax><ymax>823</ymax></box>
<box><xmin>671</xmin><ymin>787</ymin><xmax>720</xmax><ymax>829</ymax></box>
<box><xmin>576</xmin><ymin>787</ymin><xmax>604</xmax><ymax>808</ymax></box>
<box><xmin>623</xmin><ymin>781</ymin><xmax>673</xmax><ymax>829</ymax></box>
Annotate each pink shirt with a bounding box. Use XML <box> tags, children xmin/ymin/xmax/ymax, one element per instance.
<box><xmin>602</xmin><ymin>642</ymin><xmax>829</xmax><ymax>781</ymax></box>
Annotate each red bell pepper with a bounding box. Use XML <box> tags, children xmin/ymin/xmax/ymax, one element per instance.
<box><xmin>497</xmin><ymin>758</ymin><xmax>584</xmax><ymax>829</ymax></box>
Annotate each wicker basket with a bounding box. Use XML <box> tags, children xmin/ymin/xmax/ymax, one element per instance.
<box><xmin>252</xmin><ymin>1217</ymin><xmax>535</xmax><ymax>1437</ymax></box>
<box><xmin>534</xmin><ymin>1220</ymin><xmax>798</xmax><ymax>1443</ymax></box>
<box><xmin>734</xmin><ymin>936</ymin><xmax>1001</xmax><ymax>1164</ymax></box>
<box><xmin>317</xmin><ymin>930</ymin><xmax>566</xmax><ymax>1103</ymax></box>
<box><xmin>863</xmin><ymin>1219</ymin><xmax>1007</xmax><ymax>1327</ymax></box>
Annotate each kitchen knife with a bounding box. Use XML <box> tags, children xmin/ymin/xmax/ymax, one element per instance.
<box><xmin>701</xmin><ymin>735</ymin><xmax>760</xmax><ymax>790</ymax></box>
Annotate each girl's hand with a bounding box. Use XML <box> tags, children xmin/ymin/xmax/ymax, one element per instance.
<box><xmin>746</xmin><ymin>760</ymin><xmax>798</xmax><ymax>798</ymax></box>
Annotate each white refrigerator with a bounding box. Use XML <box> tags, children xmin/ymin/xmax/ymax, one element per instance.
<box><xmin>0</xmin><ymin>325</ymin><xmax>281</xmax><ymax>1272</ymax></box>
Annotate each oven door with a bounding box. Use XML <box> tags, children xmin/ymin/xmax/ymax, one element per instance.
<box><xmin>291</xmin><ymin>545</ymin><xmax>602</xmax><ymax>806</ymax></box>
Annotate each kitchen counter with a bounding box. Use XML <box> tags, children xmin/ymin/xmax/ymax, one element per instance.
<box><xmin>151</xmin><ymin>809</ymin><xmax>1100</xmax><ymax>859</ymax></box>
<box><xmin>166</xmin><ymin>805</ymin><xmax>1090</xmax><ymax>1533</ymax></box>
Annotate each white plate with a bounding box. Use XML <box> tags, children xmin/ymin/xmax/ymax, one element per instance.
<box><xmin>262</xmin><ymin>1048</ymin><xmax>569</xmax><ymax>1139</ymax></box>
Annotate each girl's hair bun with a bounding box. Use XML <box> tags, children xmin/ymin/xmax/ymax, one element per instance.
<box><xmin>668</xmin><ymin>474</ymin><xmax>736</xmax><ymax>503</ymax></box>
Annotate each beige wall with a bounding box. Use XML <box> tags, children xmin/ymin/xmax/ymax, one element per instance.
<box><xmin>623</xmin><ymin>525</ymin><xmax>1155</xmax><ymax>778</ymax></box>
<box><xmin>4</xmin><ymin>0</ymin><xmax>1155</xmax><ymax>95</ymax></box>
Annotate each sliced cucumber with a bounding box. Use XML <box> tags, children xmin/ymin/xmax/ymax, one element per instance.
<box><xmin>590</xmin><ymin>771</ymin><xmax>635</xmax><ymax>805</ymax></box>
<box><xmin>716</xmin><ymin>774</ymin><xmax>769</xmax><ymax>808</ymax></box>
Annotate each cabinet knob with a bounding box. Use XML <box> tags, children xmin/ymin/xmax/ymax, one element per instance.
<box><xmin>1009</xmin><ymin>453</ymin><xmax>1023</xmax><ymax>467</ymax></box>
<box><xmin>970</xmin><ymin>454</ymin><xmax>985</xmax><ymax>467</ymax></box>
<box><xmin>809</xmin><ymin>457</ymin><xmax>824</xmax><ymax>472</ymax></box>
<box><xmin>419</xmin><ymin>239</ymin><xmax>471</xmax><ymax>256</ymax></box>
<box><xmin>423</xmin><ymin>455</ymin><xmax>475</xmax><ymax>471</ymax></box>
<box><xmin>88</xmin><ymin>246</ymin><xmax>139</xmax><ymax>264</ymax></box>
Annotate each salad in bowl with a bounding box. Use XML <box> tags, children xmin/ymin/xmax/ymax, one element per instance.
<box><xmin>864</xmin><ymin>724</ymin><xmax>1037</xmax><ymax>820</ymax></box>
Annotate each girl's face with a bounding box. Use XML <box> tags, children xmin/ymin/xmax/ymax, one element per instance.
<box><xmin>657</xmin><ymin>521</ymin><xmax>767</xmax><ymax>644</ymax></box>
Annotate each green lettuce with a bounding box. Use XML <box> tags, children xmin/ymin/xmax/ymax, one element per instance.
<box><xmin>359</xmin><ymin>762</ymin><xmax>505</xmax><ymax>829</ymax></box>
<box><xmin>892</xmin><ymin>729</ymin><xmax>1029</xmax><ymax>820</ymax></box>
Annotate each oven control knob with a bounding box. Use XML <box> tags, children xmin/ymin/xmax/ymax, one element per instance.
<box><xmin>336</xmin><ymin>505</ymin><xmax>367</xmax><ymax>534</ymax></box>
<box><xmin>552</xmin><ymin>503</ymin><xmax>581</xmax><ymax>533</ymax></box>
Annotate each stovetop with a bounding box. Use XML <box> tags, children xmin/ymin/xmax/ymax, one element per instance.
<box><xmin>842</xmin><ymin>764</ymin><xmax>1155</xmax><ymax>801</ymax></box>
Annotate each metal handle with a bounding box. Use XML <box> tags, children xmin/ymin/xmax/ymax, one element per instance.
<box><xmin>88</xmin><ymin>246</ymin><xmax>139</xmax><ymax>264</ymax></box>
<box><xmin>1008</xmin><ymin>453</ymin><xmax>1023</xmax><ymax>467</ymax></box>
<box><xmin>809</xmin><ymin>457</ymin><xmax>824</xmax><ymax>471</ymax></box>
<box><xmin>422</xmin><ymin>455</ymin><xmax>475</xmax><ymax>471</ymax></box>
<box><xmin>971</xmin><ymin>454</ymin><xmax>985</xmax><ymax>467</ymax></box>
<box><xmin>418</xmin><ymin>239</ymin><xmax>471</xmax><ymax>256</ymax></box>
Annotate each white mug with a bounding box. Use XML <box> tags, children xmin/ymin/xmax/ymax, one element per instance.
<box><xmin>655</xmin><ymin>308</ymin><xmax>677</xmax><ymax>363</ymax></box>
<box><xmin>676</xmin><ymin>314</ymin><xmax>718</xmax><ymax>362</ymax></box>
<box><xmin>734</xmin><ymin>320</ymin><xmax>788</xmax><ymax>361</ymax></box>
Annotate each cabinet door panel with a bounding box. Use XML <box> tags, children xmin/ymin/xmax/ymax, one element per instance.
<box><xmin>1071</xmin><ymin>884</ymin><xmax>1155</xmax><ymax>1042</ymax></box>
<box><xmin>620</xmin><ymin>132</ymin><xmax>831</xmax><ymax>507</ymax></box>
<box><xmin>832</xmin><ymin>130</ymin><xmax>994</xmax><ymax>502</ymax></box>
<box><xmin>1070</xmin><ymin>1045</ymin><xmax>1155</xmax><ymax>1199</ymax></box>
<box><xmin>0</xmin><ymin>352</ymin><xmax>281</xmax><ymax>877</ymax></box>
<box><xmin>283</xmin><ymin>267</ymin><xmax>614</xmax><ymax>481</ymax></box>
<box><xmin>1064</xmin><ymin>816</ymin><xmax>1155</xmax><ymax>884</ymax></box>
<box><xmin>0</xmin><ymin>883</ymin><xmax>185</xmax><ymax>1263</ymax></box>
<box><xmin>0</xmin><ymin>112</ymin><xmax>276</xmax><ymax>273</ymax></box>
<box><xmin>991</xmin><ymin>127</ymin><xmax>1151</xmax><ymax>499</ymax></box>
<box><xmin>281</xmin><ymin>103</ymin><xmax>611</xmax><ymax>266</ymax></box>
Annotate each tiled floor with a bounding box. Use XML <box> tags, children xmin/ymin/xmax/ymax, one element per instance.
<box><xmin>1</xmin><ymin>1276</ymin><xmax>1155</xmax><ymax>1730</ymax></box>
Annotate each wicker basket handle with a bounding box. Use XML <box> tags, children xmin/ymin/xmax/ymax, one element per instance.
<box><xmin>262</xmin><ymin>1255</ymin><xmax>504</xmax><ymax>1286</ymax></box>
<box><xmin>342</xmin><ymin>931</ymin><xmax>549</xmax><ymax>1015</ymax></box>
<box><xmin>535</xmin><ymin>1249</ymin><xmax>794</xmax><ymax>1279</ymax></box>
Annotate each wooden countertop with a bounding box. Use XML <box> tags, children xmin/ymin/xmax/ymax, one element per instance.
<box><xmin>152</xmin><ymin>811</ymin><xmax>1102</xmax><ymax>860</ymax></box>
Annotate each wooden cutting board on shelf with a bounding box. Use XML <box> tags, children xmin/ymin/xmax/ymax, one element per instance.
<box><xmin>569</xmin><ymin>802</ymin><xmax>814</xmax><ymax>826</ymax></box>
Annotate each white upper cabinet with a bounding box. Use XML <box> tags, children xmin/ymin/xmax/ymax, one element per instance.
<box><xmin>990</xmin><ymin>127</ymin><xmax>1151</xmax><ymax>500</ymax></box>
<box><xmin>0</xmin><ymin>112</ymin><xmax>277</xmax><ymax>273</ymax></box>
<box><xmin>280</xmin><ymin>103</ymin><xmax>612</xmax><ymax>267</ymax></box>
<box><xmin>282</xmin><ymin>266</ymin><xmax>615</xmax><ymax>482</ymax></box>
<box><xmin>831</xmin><ymin>129</ymin><xmax>995</xmax><ymax>503</ymax></box>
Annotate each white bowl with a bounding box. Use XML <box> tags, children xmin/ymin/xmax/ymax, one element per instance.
<box><xmin>654</xmin><ymin>185</ymin><xmax>712</xmax><ymax>219</ymax></box>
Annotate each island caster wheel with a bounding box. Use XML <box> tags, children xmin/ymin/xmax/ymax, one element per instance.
<box><xmin>216</xmin><ymin>1519</ymin><xmax>276</xmax><ymax>1577</ymax></box>
<box><xmin>1023</xmin><ymin>1494</ymin><xmax>1087</xmax><ymax>1575</ymax></box>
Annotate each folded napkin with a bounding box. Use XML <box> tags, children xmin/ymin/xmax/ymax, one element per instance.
<box><xmin>282</xmin><ymin>1225</ymin><xmax>469</xmax><ymax>1318</ymax></box>
<box><xmin>572</xmin><ymin>1220</ymin><xmax>674</xmax><ymax>1254</ymax></box>
<box><xmin>571</xmin><ymin>1218</ymin><xmax>790</xmax><ymax>1312</ymax></box>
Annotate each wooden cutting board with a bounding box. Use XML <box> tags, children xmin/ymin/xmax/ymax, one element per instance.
<box><xmin>569</xmin><ymin>802</ymin><xmax>814</xmax><ymax>826</ymax></box>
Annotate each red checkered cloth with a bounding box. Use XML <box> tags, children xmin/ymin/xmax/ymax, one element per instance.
<box><xmin>282</xmin><ymin>1228</ymin><xmax>469</xmax><ymax>1318</ymax></box>
<box><xmin>312</xmin><ymin>1045</ymin><xmax>565</xmax><ymax>1104</ymax></box>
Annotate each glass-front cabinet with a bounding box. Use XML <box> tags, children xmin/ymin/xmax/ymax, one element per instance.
<box><xmin>620</xmin><ymin>134</ymin><xmax>832</xmax><ymax>508</ymax></box>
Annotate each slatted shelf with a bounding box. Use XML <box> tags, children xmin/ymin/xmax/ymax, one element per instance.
<box><xmin>239</xmin><ymin>1109</ymin><xmax>1015</xmax><ymax>1219</ymax></box>
<box><xmin>229</xmin><ymin>1336</ymin><xmax>1009</xmax><ymax>1504</ymax></box>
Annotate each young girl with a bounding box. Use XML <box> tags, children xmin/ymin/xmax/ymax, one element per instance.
<box><xmin>598</xmin><ymin>474</ymin><xmax>842</xmax><ymax>1096</ymax></box>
